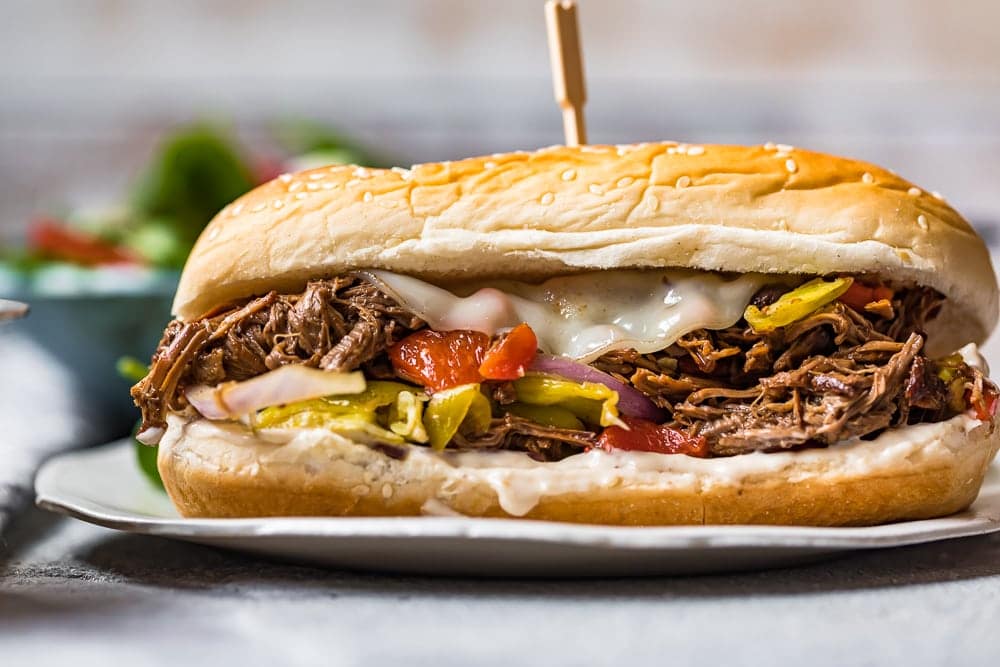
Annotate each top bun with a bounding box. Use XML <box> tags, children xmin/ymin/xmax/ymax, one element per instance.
<box><xmin>174</xmin><ymin>142</ymin><xmax>998</xmax><ymax>353</ymax></box>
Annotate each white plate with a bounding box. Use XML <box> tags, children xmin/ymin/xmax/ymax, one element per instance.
<box><xmin>35</xmin><ymin>439</ymin><xmax>1000</xmax><ymax>576</ymax></box>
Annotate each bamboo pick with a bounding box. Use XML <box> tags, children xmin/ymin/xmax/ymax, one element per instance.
<box><xmin>545</xmin><ymin>0</ymin><xmax>587</xmax><ymax>146</ymax></box>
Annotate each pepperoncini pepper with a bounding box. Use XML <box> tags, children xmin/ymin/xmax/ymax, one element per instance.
<box><xmin>744</xmin><ymin>276</ymin><xmax>854</xmax><ymax>333</ymax></box>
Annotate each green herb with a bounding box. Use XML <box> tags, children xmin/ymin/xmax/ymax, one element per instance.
<box><xmin>132</xmin><ymin>422</ymin><xmax>163</xmax><ymax>489</ymax></box>
<box><xmin>130</xmin><ymin>124</ymin><xmax>256</xmax><ymax>258</ymax></box>
<box><xmin>116</xmin><ymin>356</ymin><xmax>150</xmax><ymax>382</ymax></box>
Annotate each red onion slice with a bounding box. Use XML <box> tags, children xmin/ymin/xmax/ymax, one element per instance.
<box><xmin>529</xmin><ymin>354</ymin><xmax>667</xmax><ymax>423</ymax></box>
<box><xmin>185</xmin><ymin>366</ymin><xmax>366</xmax><ymax>420</ymax></box>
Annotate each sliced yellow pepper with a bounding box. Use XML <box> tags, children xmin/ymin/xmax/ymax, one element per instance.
<box><xmin>387</xmin><ymin>389</ymin><xmax>430</xmax><ymax>443</ymax></box>
<box><xmin>744</xmin><ymin>276</ymin><xmax>854</xmax><ymax>333</ymax></box>
<box><xmin>257</xmin><ymin>381</ymin><xmax>429</xmax><ymax>444</ymax></box>
<box><xmin>423</xmin><ymin>383</ymin><xmax>491</xmax><ymax>450</ymax></box>
<box><xmin>512</xmin><ymin>374</ymin><xmax>624</xmax><ymax>428</ymax></box>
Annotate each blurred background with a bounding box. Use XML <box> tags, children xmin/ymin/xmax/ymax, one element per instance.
<box><xmin>4</xmin><ymin>0</ymin><xmax>1000</xmax><ymax>230</ymax></box>
<box><xmin>2</xmin><ymin>0</ymin><xmax>1000</xmax><ymax>439</ymax></box>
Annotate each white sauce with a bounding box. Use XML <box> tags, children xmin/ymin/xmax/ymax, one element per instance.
<box><xmin>363</xmin><ymin>269</ymin><xmax>768</xmax><ymax>362</ymax></box>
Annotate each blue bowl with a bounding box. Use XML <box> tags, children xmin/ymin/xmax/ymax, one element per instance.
<box><xmin>2</xmin><ymin>264</ymin><xmax>178</xmax><ymax>437</ymax></box>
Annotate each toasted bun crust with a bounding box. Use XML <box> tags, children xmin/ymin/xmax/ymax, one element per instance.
<box><xmin>174</xmin><ymin>142</ymin><xmax>997</xmax><ymax>353</ymax></box>
<box><xmin>158</xmin><ymin>413</ymin><xmax>999</xmax><ymax>526</ymax></box>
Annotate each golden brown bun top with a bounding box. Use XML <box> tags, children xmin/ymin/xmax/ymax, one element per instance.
<box><xmin>174</xmin><ymin>142</ymin><xmax>998</xmax><ymax>351</ymax></box>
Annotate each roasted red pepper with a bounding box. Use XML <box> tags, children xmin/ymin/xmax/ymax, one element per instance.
<box><xmin>389</xmin><ymin>324</ymin><xmax>540</xmax><ymax>392</ymax></box>
<box><xmin>837</xmin><ymin>281</ymin><xmax>894</xmax><ymax>312</ymax></box>
<box><xmin>479</xmin><ymin>323</ymin><xmax>538</xmax><ymax>381</ymax></box>
<box><xmin>388</xmin><ymin>329</ymin><xmax>490</xmax><ymax>392</ymax></box>
<box><xmin>597</xmin><ymin>416</ymin><xmax>709</xmax><ymax>457</ymax></box>
<box><xmin>27</xmin><ymin>218</ymin><xmax>138</xmax><ymax>266</ymax></box>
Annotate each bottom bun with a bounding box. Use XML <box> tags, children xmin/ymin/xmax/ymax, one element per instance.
<box><xmin>158</xmin><ymin>413</ymin><xmax>999</xmax><ymax>526</ymax></box>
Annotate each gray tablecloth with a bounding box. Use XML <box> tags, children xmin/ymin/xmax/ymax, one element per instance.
<box><xmin>2</xmin><ymin>505</ymin><xmax>1000</xmax><ymax>666</ymax></box>
<box><xmin>0</xmin><ymin>336</ymin><xmax>102</xmax><ymax>535</ymax></box>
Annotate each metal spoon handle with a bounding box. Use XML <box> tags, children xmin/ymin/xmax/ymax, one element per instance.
<box><xmin>0</xmin><ymin>298</ymin><xmax>29</xmax><ymax>321</ymax></box>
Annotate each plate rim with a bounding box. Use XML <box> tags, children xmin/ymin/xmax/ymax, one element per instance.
<box><xmin>34</xmin><ymin>439</ymin><xmax>1000</xmax><ymax>552</ymax></box>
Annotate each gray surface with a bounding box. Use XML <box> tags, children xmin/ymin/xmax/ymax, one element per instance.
<box><xmin>0</xmin><ymin>335</ymin><xmax>103</xmax><ymax>535</ymax></box>
<box><xmin>3</xmin><ymin>505</ymin><xmax>1000</xmax><ymax>666</ymax></box>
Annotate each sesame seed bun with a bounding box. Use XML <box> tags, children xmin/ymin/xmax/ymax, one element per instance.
<box><xmin>158</xmin><ymin>412</ymin><xmax>999</xmax><ymax>526</ymax></box>
<box><xmin>173</xmin><ymin>141</ymin><xmax>997</xmax><ymax>354</ymax></box>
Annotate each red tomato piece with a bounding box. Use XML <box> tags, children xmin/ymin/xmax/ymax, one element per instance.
<box><xmin>28</xmin><ymin>218</ymin><xmax>138</xmax><ymax>266</ymax></box>
<box><xmin>479</xmin><ymin>323</ymin><xmax>538</xmax><ymax>381</ymax></box>
<box><xmin>597</xmin><ymin>416</ymin><xmax>709</xmax><ymax>457</ymax></box>
<box><xmin>837</xmin><ymin>282</ymin><xmax>894</xmax><ymax>312</ymax></box>
<box><xmin>388</xmin><ymin>329</ymin><xmax>490</xmax><ymax>392</ymax></box>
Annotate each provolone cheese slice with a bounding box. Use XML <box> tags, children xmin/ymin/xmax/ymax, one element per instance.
<box><xmin>363</xmin><ymin>269</ymin><xmax>769</xmax><ymax>362</ymax></box>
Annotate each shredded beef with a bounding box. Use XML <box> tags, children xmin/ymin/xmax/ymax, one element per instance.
<box><xmin>131</xmin><ymin>276</ymin><xmax>424</xmax><ymax>438</ymax></box>
<box><xmin>594</xmin><ymin>284</ymin><xmax>979</xmax><ymax>457</ymax></box>
<box><xmin>451</xmin><ymin>415</ymin><xmax>598</xmax><ymax>461</ymax></box>
<box><xmin>133</xmin><ymin>273</ymin><xmax>989</xmax><ymax>462</ymax></box>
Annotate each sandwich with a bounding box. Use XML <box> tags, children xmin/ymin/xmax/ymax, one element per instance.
<box><xmin>131</xmin><ymin>142</ymin><xmax>1000</xmax><ymax>525</ymax></box>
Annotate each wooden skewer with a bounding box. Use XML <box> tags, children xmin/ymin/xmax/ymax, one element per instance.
<box><xmin>545</xmin><ymin>0</ymin><xmax>587</xmax><ymax>146</ymax></box>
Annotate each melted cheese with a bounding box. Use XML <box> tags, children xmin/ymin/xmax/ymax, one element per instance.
<box><xmin>362</xmin><ymin>269</ymin><xmax>769</xmax><ymax>361</ymax></box>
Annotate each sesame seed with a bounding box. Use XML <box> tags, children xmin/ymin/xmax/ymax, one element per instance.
<box><xmin>917</xmin><ymin>215</ymin><xmax>928</xmax><ymax>230</ymax></box>
<box><xmin>288</xmin><ymin>181</ymin><xmax>302</xmax><ymax>192</ymax></box>
<box><xmin>346</xmin><ymin>179</ymin><xmax>360</xmax><ymax>188</ymax></box>
<box><xmin>295</xmin><ymin>193</ymin><xmax>307</xmax><ymax>200</ymax></box>
<box><xmin>862</xmin><ymin>172</ymin><xmax>874</xmax><ymax>184</ymax></box>
<box><xmin>353</xmin><ymin>167</ymin><xmax>371</xmax><ymax>178</ymax></box>
<box><xmin>785</xmin><ymin>159</ymin><xmax>798</xmax><ymax>174</ymax></box>
<box><xmin>932</xmin><ymin>190</ymin><xmax>944</xmax><ymax>200</ymax></box>
<box><xmin>322</xmin><ymin>182</ymin><xmax>337</xmax><ymax>190</ymax></box>
<box><xmin>273</xmin><ymin>199</ymin><xmax>284</xmax><ymax>209</ymax></box>
<box><xmin>306</xmin><ymin>182</ymin><xmax>319</xmax><ymax>191</ymax></box>
<box><xmin>484</xmin><ymin>161</ymin><xmax>497</xmax><ymax>169</ymax></box>
<box><xmin>250</xmin><ymin>202</ymin><xmax>266</xmax><ymax>213</ymax></box>
<box><xmin>616</xmin><ymin>176</ymin><xmax>634</xmax><ymax>188</ymax></box>
<box><xmin>207</xmin><ymin>228</ymin><xmax>220</xmax><ymax>241</ymax></box>
<box><xmin>645</xmin><ymin>195</ymin><xmax>660</xmax><ymax>212</ymax></box>
<box><xmin>676</xmin><ymin>175</ymin><xmax>691</xmax><ymax>188</ymax></box>
<box><xmin>382</xmin><ymin>484</ymin><xmax>394</xmax><ymax>499</ymax></box>
<box><xmin>777</xmin><ymin>143</ymin><xmax>794</xmax><ymax>153</ymax></box>
<box><xmin>908</xmin><ymin>187</ymin><xmax>922</xmax><ymax>196</ymax></box>
<box><xmin>763</xmin><ymin>142</ymin><xmax>776</xmax><ymax>150</ymax></box>
<box><xmin>687</xmin><ymin>146</ymin><xmax>705</xmax><ymax>156</ymax></box>
<box><xmin>540</xmin><ymin>192</ymin><xmax>555</xmax><ymax>205</ymax></box>
<box><xmin>308</xmin><ymin>173</ymin><xmax>325</xmax><ymax>181</ymax></box>
<box><xmin>278</xmin><ymin>173</ymin><xmax>292</xmax><ymax>183</ymax></box>
<box><xmin>589</xmin><ymin>184</ymin><xmax>605</xmax><ymax>195</ymax></box>
<box><xmin>230</xmin><ymin>203</ymin><xmax>244</xmax><ymax>216</ymax></box>
<box><xmin>561</xmin><ymin>169</ymin><xmax>577</xmax><ymax>181</ymax></box>
<box><xmin>667</xmin><ymin>147</ymin><xmax>678</xmax><ymax>155</ymax></box>
<box><xmin>363</xmin><ymin>191</ymin><xmax>373</xmax><ymax>202</ymax></box>
<box><xmin>391</xmin><ymin>166</ymin><xmax>410</xmax><ymax>176</ymax></box>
